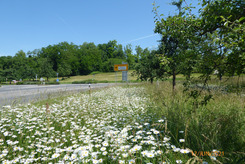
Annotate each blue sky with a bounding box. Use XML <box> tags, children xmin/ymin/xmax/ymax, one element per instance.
<box><xmin>0</xmin><ymin>0</ymin><xmax>200</xmax><ymax>56</ymax></box>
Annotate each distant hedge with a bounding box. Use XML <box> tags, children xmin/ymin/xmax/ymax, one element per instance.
<box><xmin>16</xmin><ymin>81</ymin><xmax>59</xmax><ymax>85</ymax></box>
<box><xmin>44</xmin><ymin>82</ymin><xmax>60</xmax><ymax>85</ymax></box>
<box><xmin>72</xmin><ymin>79</ymin><xmax>98</xmax><ymax>84</ymax></box>
<box><xmin>72</xmin><ymin>79</ymin><xmax>109</xmax><ymax>84</ymax></box>
<box><xmin>16</xmin><ymin>81</ymin><xmax>41</xmax><ymax>85</ymax></box>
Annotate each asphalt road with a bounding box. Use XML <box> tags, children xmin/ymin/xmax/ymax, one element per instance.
<box><xmin>0</xmin><ymin>83</ymin><xmax>116</xmax><ymax>108</ymax></box>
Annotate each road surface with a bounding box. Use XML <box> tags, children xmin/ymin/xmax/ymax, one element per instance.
<box><xmin>0</xmin><ymin>83</ymin><xmax>116</xmax><ymax>108</ymax></box>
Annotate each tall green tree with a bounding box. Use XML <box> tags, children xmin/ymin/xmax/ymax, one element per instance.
<box><xmin>0</xmin><ymin>56</ymin><xmax>14</xmax><ymax>82</ymax></box>
<box><xmin>98</xmin><ymin>40</ymin><xmax>119</xmax><ymax>62</ymax></box>
<box><xmin>135</xmin><ymin>49</ymin><xmax>164</xmax><ymax>83</ymax></box>
<box><xmin>124</xmin><ymin>44</ymin><xmax>135</xmax><ymax>69</ymax></box>
<box><xmin>38</xmin><ymin>58</ymin><xmax>55</xmax><ymax>81</ymax></box>
<box><xmin>113</xmin><ymin>44</ymin><xmax>125</xmax><ymax>59</ymax></box>
<box><xmin>153</xmin><ymin>0</ymin><xmax>200</xmax><ymax>90</ymax></box>
<box><xmin>12</xmin><ymin>50</ymin><xmax>28</xmax><ymax>80</ymax></box>
<box><xmin>57</xmin><ymin>62</ymin><xmax>72</xmax><ymax>78</ymax></box>
<box><xmin>194</xmin><ymin>0</ymin><xmax>245</xmax><ymax>82</ymax></box>
<box><xmin>78</xmin><ymin>42</ymin><xmax>103</xmax><ymax>74</ymax></box>
<box><xmin>135</xmin><ymin>45</ymin><xmax>143</xmax><ymax>63</ymax></box>
<box><xmin>26</xmin><ymin>54</ymin><xmax>39</xmax><ymax>80</ymax></box>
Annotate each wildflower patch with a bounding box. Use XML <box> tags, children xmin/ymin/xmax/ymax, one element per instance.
<box><xmin>0</xmin><ymin>86</ymin><xmax>211</xmax><ymax>163</ymax></box>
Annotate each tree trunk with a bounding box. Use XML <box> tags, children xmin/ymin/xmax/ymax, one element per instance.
<box><xmin>150</xmin><ymin>78</ymin><xmax>153</xmax><ymax>84</ymax></box>
<box><xmin>218</xmin><ymin>72</ymin><xmax>222</xmax><ymax>81</ymax></box>
<box><xmin>172</xmin><ymin>69</ymin><xmax>176</xmax><ymax>91</ymax></box>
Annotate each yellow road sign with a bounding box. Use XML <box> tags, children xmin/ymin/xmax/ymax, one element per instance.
<box><xmin>114</xmin><ymin>64</ymin><xmax>128</xmax><ymax>71</ymax></box>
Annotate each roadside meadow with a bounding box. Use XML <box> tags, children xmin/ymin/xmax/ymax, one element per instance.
<box><xmin>0</xmin><ymin>75</ymin><xmax>244</xmax><ymax>163</ymax></box>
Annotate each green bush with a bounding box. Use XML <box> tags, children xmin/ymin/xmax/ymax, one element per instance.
<box><xmin>25</xmin><ymin>81</ymin><xmax>41</xmax><ymax>85</ymax></box>
<box><xmin>90</xmin><ymin>71</ymin><xmax>101</xmax><ymax>75</ymax></box>
<box><xmin>16</xmin><ymin>81</ymin><xmax>41</xmax><ymax>85</ymax></box>
<box><xmin>45</xmin><ymin>82</ymin><xmax>60</xmax><ymax>85</ymax></box>
<box><xmin>16</xmin><ymin>82</ymin><xmax>24</xmax><ymax>85</ymax></box>
<box><xmin>72</xmin><ymin>79</ymin><xmax>110</xmax><ymax>84</ymax></box>
<box><xmin>97</xmin><ymin>80</ymin><xmax>109</xmax><ymax>83</ymax></box>
<box><xmin>72</xmin><ymin>79</ymin><xmax>98</xmax><ymax>84</ymax></box>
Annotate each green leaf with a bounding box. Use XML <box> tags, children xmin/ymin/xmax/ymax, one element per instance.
<box><xmin>224</xmin><ymin>22</ymin><xmax>228</xmax><ymax>27</ymax></box>
<box><xmin>228</xmin><ymin>15</ymin><xmax>232</xmax><ymax>19</ymax></box>
<box><xmin>238</xmin><ymin>17</ymin><xmax>245</xmax><ymax>22</ymax></box>
<box><xmin>233</xmin><ymin>27</ymin><xmax>240</xmax><ymax>32</ymax></box>
<box><xmin>220</xmin><ymin>16</ymin><xmax>225</xmax><ymax>22</ymax></box>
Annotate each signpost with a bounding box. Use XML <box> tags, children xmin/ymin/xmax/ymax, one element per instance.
<box><xmin>121</xmin><ymin>62</ymin><xmax>128</xmax><ymax>82</ymax></box>
<box><xmin>122</xmin><ymin>71</ymin><xmax>127</xmax><ymax>81</ymax></box>
<box><xmin>114</xmin><ymin>63</ymin><xmax>128</xmax><ymax>82</ymax></box>
<box><xmin>114</xmin><ymin>64</ymin><xmax>128</xmax><ymax>71</ymax></box>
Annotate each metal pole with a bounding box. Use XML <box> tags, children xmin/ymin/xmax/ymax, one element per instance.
<box><xmin>89</xmin><ymin>83</ymin><xmax>91</xmax><ymax>96</ymax></box>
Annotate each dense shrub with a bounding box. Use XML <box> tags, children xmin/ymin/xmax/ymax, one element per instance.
<box><xmin>72</xmin><ymin>79</ymin><xmax>109</xmax><ymax>84</ymax></box>
<box><xmin>16</xmin><ymin>82</ymin><xmax>24</xmax><ymax>85</ymax></box>
<box><xmin>16</xmin><ymin>81</ymin><xmax>41</xmax><ymax>85</ymax></box>
<box><xmin>44</xmin><ymin>82</ymin><xmax>60</xmax><ymax>85</ymax></box>
<box><xmin>72</xmin><ymin>79</ymin><xmax>98</xmax><ymax>84</ymax></box>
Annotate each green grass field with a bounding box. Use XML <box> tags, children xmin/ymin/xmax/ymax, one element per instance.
<box><xmin>50</xmin><ymin>70</ymin><xmax>138</xmax><ymax>83</ymax></box>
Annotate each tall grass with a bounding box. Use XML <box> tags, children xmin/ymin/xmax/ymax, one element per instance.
<box><xmin>144</xmin><ymin>82</ymin><xmax>245</xmax><ymax>163</ymax></box>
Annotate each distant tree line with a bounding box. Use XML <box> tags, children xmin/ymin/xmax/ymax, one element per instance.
<box><xmin>0</xmin><ymin>41</ymin><xmax>152</xmax><ymax>82</ymax></box>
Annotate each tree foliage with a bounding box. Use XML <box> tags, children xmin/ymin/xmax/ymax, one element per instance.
<box><xmin>0</xmin><ymin>40</ymin><xmax>138</xmax><ymax>82</ymax></box>
<box><xmin>153</xmin><ymin>0</ymin><xmax>201</xmax><ymax>90</ymax></box>
<box><xmin>150</xmin><ymin>0</ymin><xmax>245</xmax><ymax>91</ymax></box>
<box><xmin>199</xmin><ymin>0</ymin><xmax>245</xmax><ymax>78</ymax></box>
<box><xmin>134</xmin><ymin>49</ymin><xmax>164</xmax><ymax>83</ymax></box>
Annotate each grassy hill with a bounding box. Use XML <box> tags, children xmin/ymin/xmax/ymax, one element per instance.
<box><xmin>52</xmin><ymin>70</ymin><xmax>138</xmax><ymax>83</ymax></box>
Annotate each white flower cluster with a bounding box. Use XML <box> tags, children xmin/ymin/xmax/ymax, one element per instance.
<box><xmin>0</xmin><ymin>87</ymin><xmax>191</xmax><ymax>163</ymax></box>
